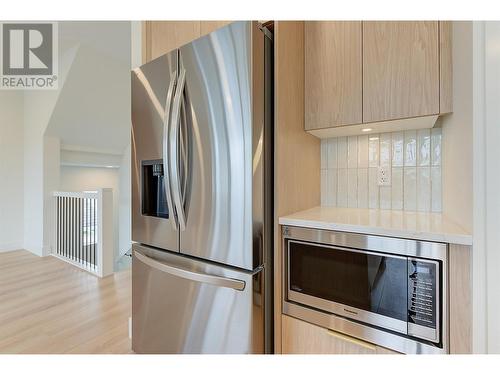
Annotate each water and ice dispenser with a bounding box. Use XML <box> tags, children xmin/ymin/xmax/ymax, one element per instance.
<box><xmin>142</xmin><ymin>160</ymin><xmax>169</xmax><ymax>219</ymax></box>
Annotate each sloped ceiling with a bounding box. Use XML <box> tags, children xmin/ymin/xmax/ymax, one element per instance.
<box><xmin>45</xmin><ymin>22</ymin><xmax>131</xmax><ymax>155</ymax></box>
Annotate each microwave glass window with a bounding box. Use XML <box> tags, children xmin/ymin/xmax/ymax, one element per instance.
<box><xmin>288</xmin><ymin>241</ymin><xmax>407</xmax><ymax>322</ymax></box>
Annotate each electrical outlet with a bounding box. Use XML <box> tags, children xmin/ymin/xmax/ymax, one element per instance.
<box><xmin>377</xmin><ymin>166</ymin><xmax>391</xmax><ymax>186</ymax></box>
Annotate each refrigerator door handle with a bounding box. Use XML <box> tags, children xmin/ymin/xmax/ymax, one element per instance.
<box><xmin>135</xmin><ymin>251</ymin><xmax>246</xmax><ymax>291</ymax></box>
<box><xmin>162</xmin><ymin>71</ymin><xmax>178</xmax><ymax>230</ymax></box>
<box><xmin>180</xmin><ymin>91</ymin><xmax>189</xmax><ymax>217</ymax></box>
<box><xmin>169</xmin><ymin>68</ymin><xmax>187</xmax><ymax>231</ymax></box>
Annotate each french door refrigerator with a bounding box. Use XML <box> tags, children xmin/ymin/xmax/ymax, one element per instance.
<box><xmin>131</xmin><ymin>21</ymin><xmax>273</xmax><ymax>354</ymax></box>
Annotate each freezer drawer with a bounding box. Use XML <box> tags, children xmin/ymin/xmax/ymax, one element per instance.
<box><xmin>132</xmin><ymin>244</ymin><xmax>265</xmax><ymax>354</ymax></box>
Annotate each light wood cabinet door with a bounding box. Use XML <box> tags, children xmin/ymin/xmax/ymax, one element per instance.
<box><xmin>362</xmin><ymin>21</ymin><xmax>440</xmax><ymax>123</ymax></box>
<box><xmin>449</xmin><ymin>244</ymin><xmax>472</xmax><ymax>354</ymax></box>
<box><xmin>282</xmin><ymin>314</ymin><xmax>400</xmax><ymax>354</ymax></box>
<box><xmin>143</xmin><ymin>21</ymin><xmax>234</xmax><ymax>64</ymax></box>
<box><xmin>200</xmin><ymin>21</ymin><xmax>232</xmax><ymax>36</ymax></box>
<box><xmin>439</xmin><ymin>21</ymin><xmax>453</xmax><ymax>114</ymax></box>
<box><xmin>145</xmin><ymin>21</ymin><xmax>201</xmax><ymax>62</ymax></box>
<box><xmin>305</xmin><ymin>21</ymin><xmax>362</xmax><ymax>130</ymax></box>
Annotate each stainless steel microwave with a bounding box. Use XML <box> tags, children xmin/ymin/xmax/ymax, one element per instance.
<box><xmin>282</xmin><ymin>226</ymin><xmax>449</xmax><ymax>354</ymax></box>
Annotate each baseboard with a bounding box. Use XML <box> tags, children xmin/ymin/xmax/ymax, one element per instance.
<box><xmin>0</xmin><ymin>242</ymin><xmax>24</xmax><ymax>252</ymax></box>
<box><xmin>21</xmin><ymin>242</ymin><xmax>43</xmax><ymax>257</ymax></box>
<box><xmin>42</xmin><ymin>245</ymin><xmax>52</xmax><ymax>257</ymax></box>
<box><xmin>1</xmin><ymin>243</ymin><xmax>51</xmax><ymax>257</ymax></box>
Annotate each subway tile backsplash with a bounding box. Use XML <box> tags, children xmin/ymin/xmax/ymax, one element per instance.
<box><xmin>320</xmin><ymin>129</ymin><xmax>442</xmax><ymax>212</ymax></box>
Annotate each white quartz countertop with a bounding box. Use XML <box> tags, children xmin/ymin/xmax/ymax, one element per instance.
<box><xmin>279</xmin><ymin>206</ymin><xmax>473</xmax><ymax>246</ymax></box>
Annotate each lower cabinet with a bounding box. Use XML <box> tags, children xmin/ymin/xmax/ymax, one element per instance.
<box><xmin>282</xmin><ymin>314</ymin><xmax>400</xmax><ymax>354</ymax></box>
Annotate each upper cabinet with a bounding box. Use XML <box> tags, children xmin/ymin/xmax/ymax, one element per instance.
<box><xmin>146</xmin><ymin>21</ymin><xmax>200</xmax><ymax>62</ymax></box>
<box><xmin>439</xmin><ymin>21</ymin><xmax>453</xmax><ymax>114</ymax></box>
<box><xmin>305</xmin><ymin>21</ymin><xmax>362</xmax><ymax>130</ymax></box>
<box><xmin>200</xmin><ymin>21</ymin><xmax>232</xmax><ymax>37</ymax></box>
<box><xmin>143</xmin><ymin>21</ymin><xmax>232</xmax><ymax>64</ymax></box>
<box><xmin>304</xmin><ymin>21</ymin><xmax>452</xmax><ymax>138</ymax></box>
<box><xmin>362</xmin><ymin>21</ymin><xmax>439</xmax><ymax>123</ymax></box>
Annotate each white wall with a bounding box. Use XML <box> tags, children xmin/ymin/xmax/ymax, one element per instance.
<box><xmin>453</xmin><ymin>20</ymin><xmax>500</xmax><ymax>355</ymax></box>
<box><xmin>471</xmin><ymin>21</ymin><xmax>488</xmax><ymax>356</ymax></box>
<box><xmin>22</xmin><ymin>22</ymin><xmax>131</xmax><ymax>257</ymax></box>
<box><xmin>61</xmin><ymin>148</ymin><xmax>122</xmax><ymax>168</ymax></box>
<box><xmin>51</xmin><ymin>21</ymin><xmax>136</xmax><ymax>260</ymax></box>
<box><xmin>23</xmin><ymin>94</ymin><xmax>62</xmax><ymax>256</ymax></box>
<box><xmin>43</xmin><ymin>136</ymin><xmax>61</xmax><ymax>254</ymax></box>
<box><xmin>483</xmin><ymin>21</ymin><xmax>500</xmax><ymax>354</ymax></box>
<box><xmin>45</xmin><ymin>38</ymin><xmax>131</xmax><ymax>154</ymax></box>
<box><xmin>2</xmin><ymin>22</ymin><xmax>138</xmax><ymax>257</ymax></box>
<box><xmin>59</xmin><ymin>166</ymin><xmax>120</xmax><ymax>261</ymax></box>
<box><xmin>22</xmin><ymin>42</ymin><xmax>78</xmax><ymax>256</ymax></box>
<box><xmin>0</xmin><ymin>92</ymin><xmax>24</xmax><ymax>251</ymax></box>
<box><xmin>131</xmin><ymin>21</ymin><xmax>143</xmax><ymax>69</ymax></box>
<box><xmin>118</xmin><ymin>144</ymin><xmax>132</xmax><ymax>257</ymax></box>
<box><xmin>116</xmin><ymin>20</ymin><xmax>142</xmax><ymax>257</ymax></box>
<box><xmin>478</xmin><ymin>21</ymin><xmax>500</xmax><ymax>354</ymax></box>
<box><xmin>22</xmin><ymin>97</ymin><xmax>45</xmax><ymax>256</ymax></box>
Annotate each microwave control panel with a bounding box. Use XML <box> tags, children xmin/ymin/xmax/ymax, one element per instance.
<box><xmin>408</xmin><ymin>260</ymin><xmax>437</xmax><ymax>329</ymax></box>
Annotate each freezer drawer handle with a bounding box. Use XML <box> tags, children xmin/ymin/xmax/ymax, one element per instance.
<box><xmin>135</xmin><ymin>251</ymin><xmax>246</xmax><ymax>291</ymax></box>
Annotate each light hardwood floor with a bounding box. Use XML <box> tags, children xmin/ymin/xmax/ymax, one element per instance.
<box><xmin>0</xmin><ymin>250</ymin><xmax>132</xmax><ymax>354</ymax></box>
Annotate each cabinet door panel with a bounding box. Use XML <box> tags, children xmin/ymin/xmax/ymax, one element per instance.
<box><xmin>148</xmin><ymin>21</ymin><xmax>200</xmax><ymax>61</ymax></box>
<box><xmin>439</xmin><ymin>21</ymin><xmax>453</xmax><ymax>114</ymax></box>
<box><xmin>363</xmin><ymin>21</ymin><xmax>439</xmax><ymax>123</ymax></box>
<box><xmin>282</xmin><ymin>314</ymin><xmax>399</xmax><ymax>354</ymax></box>
<box><xmin>305</xmin><ymin>21</ymin><xmax>362</xmax><ymax>130</ymax></box>
<box><xmin>200</xmin><ymin>21</ymin><xmax>232</xmax><ymax>36</ymax></box>
<box><xmin>449</xmin><ymin>245</ymin><xmax>472</xmax><ymax>354</ymax></box>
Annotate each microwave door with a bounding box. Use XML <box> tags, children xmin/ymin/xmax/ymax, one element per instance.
<box><xmin>131</xmin><ymin>51</ymin><xmax>180</xmax><ymax>252</ymax></box>
<box><xmin>176</xmin><ymin>22</ymin><xmax>261</xmax><ymax>270</ymax></box>
<box><xmin>287</xmin><ymin>240</ymin><xmax>409</xmax><ymax>335</ymax></box>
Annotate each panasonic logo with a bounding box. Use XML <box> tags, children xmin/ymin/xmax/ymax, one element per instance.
<box><xmin>343</xmin><ymin>308</ymin><xmax>358</xmax><ymax>315</ymax></box>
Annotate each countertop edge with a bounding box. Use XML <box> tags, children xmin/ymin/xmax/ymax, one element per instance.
<box><xmin>278</xmin><ymin>217</ymin><xmax>473</xmax><ymax>246</ymax></box>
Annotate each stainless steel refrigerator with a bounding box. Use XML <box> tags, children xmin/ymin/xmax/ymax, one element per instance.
<box><xmin>131</xmin><ymin>21</ymin><xmax>273</xmax><ymax>354</ymax></box>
